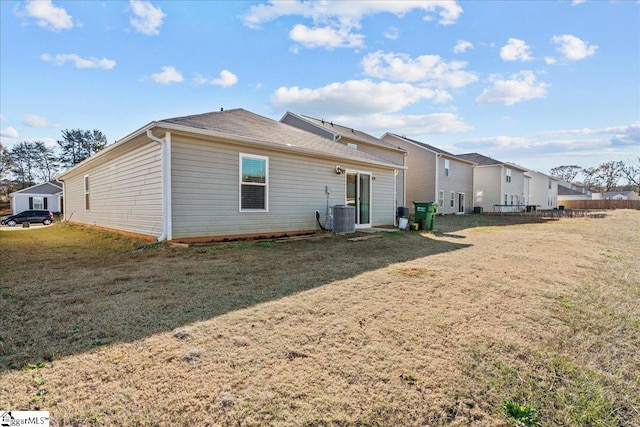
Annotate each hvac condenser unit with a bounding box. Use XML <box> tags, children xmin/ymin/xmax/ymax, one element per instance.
<box><xmin>332</xmin><ymin>205</ymin><xmax>356</xmax><ymax>234</ymax></box>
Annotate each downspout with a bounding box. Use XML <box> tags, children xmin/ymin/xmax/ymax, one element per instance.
<box><xmin>146</xmin><ymin>129</ymin><xmax>172</xmax><ymax>242</ymax></box>
<box><xmin>435</xmin><ymin>154</ymin><xmax>440</xmax><ymax>206</ymax></box>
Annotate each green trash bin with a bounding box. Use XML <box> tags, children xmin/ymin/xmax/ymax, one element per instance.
<box><xmin>413</xmin><ymin>201</ymin><xmax>437</xmax><ymax>231</ymax></box>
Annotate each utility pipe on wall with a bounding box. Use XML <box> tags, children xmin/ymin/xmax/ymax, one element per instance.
<box><xmin>146</xmin><ymin>129</ymin><xmax>172</xmax><ymax>242</ymax></box>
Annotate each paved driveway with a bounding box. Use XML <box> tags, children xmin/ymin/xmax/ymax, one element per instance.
<box><xmin>0</xmin><ymin>223</ymin><xmax>53</xmax><ymax>231</ymax></box>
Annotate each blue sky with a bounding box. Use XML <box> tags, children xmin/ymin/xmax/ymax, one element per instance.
<box><xmin>1</xmin><ymin>0</ymin><xmax>638</xmax><ymax>175</ymax></box>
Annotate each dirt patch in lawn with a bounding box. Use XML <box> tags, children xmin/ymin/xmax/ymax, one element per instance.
<box><xmin>1</xmin><ymin>211</ymin><xmax>638</xmax><ymax>426</ymax></box>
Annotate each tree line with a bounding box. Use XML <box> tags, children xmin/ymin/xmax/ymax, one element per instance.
<box><xmin>549</xmin><ymin>159</ymin><xmax>640</xmax><ymax>194</ymax></box>
<box><xmin>0</xmin><ymin>129</ymin><xmax>107</xmax><ymax>199</ymax></box>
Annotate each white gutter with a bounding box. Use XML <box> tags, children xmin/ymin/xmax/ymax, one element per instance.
<box><xmin>435</xmin><ymin>154</ymin><xmax>440</xmax><ymax>204</ymax></box>
<box><xmin>146</xmin><ymin>129</ymin><xmax>172</xmax><ymax>242</ymax></box>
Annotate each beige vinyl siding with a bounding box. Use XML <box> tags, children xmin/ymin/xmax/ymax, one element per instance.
<box><xmin>171</xmin><ymin>135</ymin><xmax>396</xmax><ymax>239</ymax></box>
<box><xmin>338</xmin><ymin>139</ymin><xmax>405</xmax><ymax>208</ymax></box>
<box><xmin>472</xmin><ymin>166</ymin><xmax>503</xmax><ymax>211</ymax></box>
<box><xmin>381</xmin><ymin>137</ymin><xmax>436</xmax><ymax>213</ymax></box>
<box><xmin>437</xmin><ymin>156</ymin><xmax>474</xmax><ymax>214</ymax></box>
<box><xmin>62</xmin><ymin>143</ymin><xmax>163</xmax><ymax>237</ymax></box>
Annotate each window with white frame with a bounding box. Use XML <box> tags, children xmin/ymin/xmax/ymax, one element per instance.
<box><xmin>505</xmin><ymin>168</ymin><xmax>512</xmax><ymax>183</ymax></box>
<box><xmin>548</xmin><ymin>180</ymin><xmax>552</xmax><ymax>190</ymax></box>
<box><xmin>438</xmin><ymin>190</ymin><xmax>444</xmax><ymax>206</ymax></box>
<box><xmin>33</xmin><ymin>197</ymin><xmax>44</xmax><ymax>210</ymax></box>
<box><xmin>444</xmin><ymin>159</ymin><xmax>450</xmax><ymax>176</ymax></box>
<box><xmin>450</xmin><ymin>191</ymin><xmax>455</xmax><ymax>208</ymax></box>
<box><xmin>84</xmin><ymin>175</ymin><xmax>90</xmax><ymax>211</ymax></box>
<box><xmin>240</xmin><ymin>154</ymin><xmax>268</xmax><ymax>211</ymax></box>
<box><xmin>510</xmin><ymin>195</ymin><xmax>514</xmax><ymax>205</ymax></box>
<box><xmin>504</xmin><ymin>194</ymin><xmax>508</xmax><ymax>205</ymax></box>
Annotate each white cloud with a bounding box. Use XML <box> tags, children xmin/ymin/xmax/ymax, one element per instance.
<box><xmin>384</xmin><ymin>26</ymin><xmax>399</xmax><ymax>40</ymax></box>
<box><xmin>40</xmin><ymin>53</ymin><xmax>116</xmax><ymax>69</ymax></box>
<box><xmin>0</xmin><ymin>127</ymin><xmax>19</xmax><ymax>138</ymax></box>
<box><xmin>372</xmin><ymin>112</ymin><xmax>473</xmax><ymax>135</ymax></box>
<box><xmin>0</xmin><ymin>114</ymin><xmax>6</xmax><ymax>122</ymax></box>
<box><xmin>453</xmin><ymin>40</ymin><xmax>473</xmax><ymax>54</ymax></box>
<box><xmin>151</xmin><ymin>66</ymin><xmax>184</xmax><ymax>84</ymax></box>
<box><xmin>537</xmin><ymin>123</ymin><xmax>640</xmax><ymax>147</ymax></box>
<box><xmin>271</xmin><ymin>80</ymin><xmax>439</xmax><ymax>116</ymax></box>
<box><xmin>130</xmin><ymin>0</ymin><xmax>165</xmax><ymax>35</ymax></box>
<box><xmin>500</xmin><ymin>38</ymin><xmax>534</xmax><ymax>62</ymax></box>
<box><xmin>195</xmin><ymin>70</ymin><xmax>239</xmax><ymax>87</ymax></box>
<box><xmin>289</xmin><ymin>24</ymin><xmax>365</xmax><ymax>49</ymax></box>
<box><xmin>22</xmin><ymin>0</ymin><xmax>73</xmax><ymax>31</ymax></box>
<box><xmin>455</xmin><ymin>122</ymin><xmax>640</xmax><ymax>157</ymax></box>
<box><xmin>552</xmin><ymin>34</ymin><xmax>597</xmax><ymax>61</ymax></box>
<box><xmin>242</xmin><ymin>1</ymin><xmax>463</xmax><ymax>49</ymax></box>
<box><xmin>572</xmin><ymin>0</ymin><xmax>587</xmax><ymax>5</ymax></box>
<box><xmin>212</xmin><ymin>70</ymin><xmax>238</xmax><ymax>87</ymax></box>
<box><xmin>22</xmin><ymin>114</ymin><xmax>52</xmax><ymax>128</ymax></box>
<box><xmin>475</xmin><ymin>71</ymin><xmax>549</xmax><ymax>106</ymax></box>
<box><xmin>361</xmin><ymin>51</ymin><xmax>478</xmax><ymax>89</ymax></box>
<box><xmin>544</xmin><ymin>57</ymin><xmax>557</xmax><ymax>65</ymax></box>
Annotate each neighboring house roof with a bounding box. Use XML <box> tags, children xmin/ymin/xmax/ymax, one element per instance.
<box><xmin>557</xmin><ymin>186</ymin><xmax>586</xmax><ymax>196</ymax></box>
<box><xmin>284</xmin><ymin>112</ymin><xmax>406</xmax><ymax>153</ymax></box>
<box><xmin>383</xmin><ymin>133</ymin><xmax>475</xmax><ymax>164</ymax></box>
<box><xmin>457</xmin><ymin>153</ymin><xmax>528</xmax><ymax>171</ymax></box>
<box><xmin>603</xmin><ymin>190</ymin><xmax>638</xmax><ymax>199</ymax></box>
<box><xmin>10</xmin><ymin>180</ymin><xmax>63</xmax><ymax>196</ymax></box>
<box><xmin>59</xmin><ymin>109</ymin><xmax>403</xmax><ymax>180</ymax></box>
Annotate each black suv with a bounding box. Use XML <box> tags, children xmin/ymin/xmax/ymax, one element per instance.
<box><xmin>1</xmin><ymin>210</ymin><xmax>54</xmax><ymax>226</ymax></box>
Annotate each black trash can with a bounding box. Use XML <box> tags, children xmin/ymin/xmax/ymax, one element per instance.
<box><xmin>397</xmin><ymin>206</ymin><xmax>409</xmax><ymax>218</ymax></box>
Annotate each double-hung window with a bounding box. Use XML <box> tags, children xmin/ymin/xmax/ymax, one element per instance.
<box><xmin>438</xmin><ymin>190</ymin><xmax>444</xmax><ymax>206</ymax></box>
<box><xmin>240</xmin><ymin>154</ymin><xmax>268</xmax><ymax>211</ymax></box>
<box><xmin>450</xmin><ymin>191</ymin><xmax>455</xmax><ymax>208</ymax></box>
<box><xmin>505</xmin><ymin>168</ymin><xmax>512</xmax><ymax>183</ymax></box>
<box><xmin>32</xmin><ymin>197</ymin><xmax>44</xmax><ymax>210</ymax></box>
<box><xmin>444</xmin><ymin>159</ymin><xmax>450</xmax><ymax>177</ymax></box>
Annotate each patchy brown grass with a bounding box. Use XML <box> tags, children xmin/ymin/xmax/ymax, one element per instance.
<box><xmin>1</xmin><ymin>211</ymin><xmax>639</xmax><ymax>426</ymax></box>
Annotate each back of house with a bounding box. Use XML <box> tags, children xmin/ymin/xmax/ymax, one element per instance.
<box><xmin>57</xmin><ymin>109</ymin><xmax>402</xmax><ymax>242</ymax></box>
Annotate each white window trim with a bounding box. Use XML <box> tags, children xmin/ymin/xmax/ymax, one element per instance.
<box><xmin>84</xmin><ymin>174</ymin><xmax>90</xmax><ymax>211</ymax></box>
<box><xmin>438</xmin><ymin>190</ymin><xmax>444</xmax><ymax>207</ymax></box>
<box><xmin>239</xmin><ymin>153</ymin><xmax>269</xmax><ymax>212</ymax></box>
<box><xmin>33</xmin><ymin>196</ymin><xmax>44</xmax><ymax>210</ymax></box>
<box><xmin>450</xmin><ymin>191</ymin><xmax>455</xmax><ymax>208</ymax></box>
<box><xmin>444</xmin><ymin>159</ymin><xmax>450</xmax><ymax>177</ymax></box>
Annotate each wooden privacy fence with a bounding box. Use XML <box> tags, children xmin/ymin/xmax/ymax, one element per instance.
<box><xmin>559</xmin><ymin>199</ymin><xmax>640</xmax><ymax>210</ymax></box>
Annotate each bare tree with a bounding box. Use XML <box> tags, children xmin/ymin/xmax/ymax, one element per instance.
<box><xmin>582</xmin><ymin>161</ymin><xmax>624</xmax><ymax>193</ymax></box>
<box><xmin>549</xmin><ymin>165</ymin><xmax>582</xmax><ymax>183</ymax></box>
<box><xmin>620</xmin><ymin>157</ymin><xmax>640</xmax><ymax>194</ymax></box>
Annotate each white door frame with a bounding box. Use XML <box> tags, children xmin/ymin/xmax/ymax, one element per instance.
<box><xmin>345</xmin><ymin>170</ymin><xmax>372</xmax><ymax>228</ymax></box>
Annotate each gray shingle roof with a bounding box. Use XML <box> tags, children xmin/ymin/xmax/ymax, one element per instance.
<box><xmin>557</xmin><ymin>186</ymin><xmax>585</xmax><ymax>196</ymax></box>
<box><xmin>388</xmin><ymin>133</ymin><xmax>471</xmax><ymax>161</ymax></box>
<box><xmin>11</xmin><ymin>180</ymin><xmax>63</xmax><ymax>195</ymax></box>
<box><xmin>456</xmin><ymin>152</ymin><xmax>504</xmax><ymax>166</ymax></box>
<box><xmin>160</xmin><ymin>109</ymin><xmax>399</xmax><ymax>168</ymax></box>
<box><xmin>296</xmin><ymin>114</ymin><xmax>404</xmax><ymax>152</ymax></box>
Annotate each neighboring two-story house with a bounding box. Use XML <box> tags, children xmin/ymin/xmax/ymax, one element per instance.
<box><xmin>457</xmin><ymin>153</ymin><xmax>528</xmax><ymax>213</ymax></box>
<box><xmin>380</xmin><ymin>133</ymin><xmax>474</xmax><ymax>214</ymax></box>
